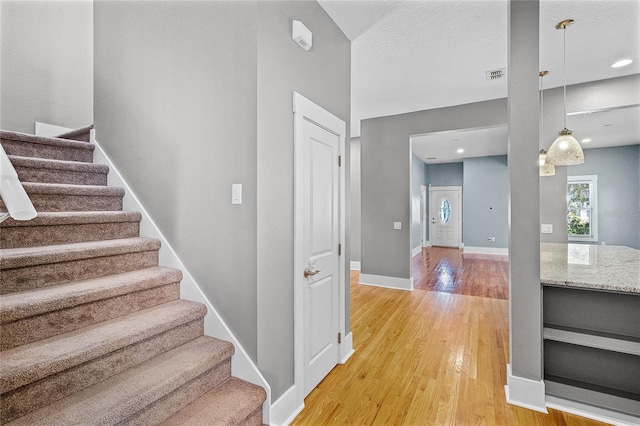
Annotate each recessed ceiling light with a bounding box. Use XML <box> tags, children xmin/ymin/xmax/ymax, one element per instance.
<box><xmin>581</xmin><ymin>138</ymin><xmax>591</xmax><ymax>143</ymax></box>
<box><xmin>456</xmin><ymin>148</ymin><xmax>464</xmax><ymax>154</ymax></box>
<box><xmin>611</xmin><ymin>59</ymin><xmax>633</xmax><ymax>68</ymax></box>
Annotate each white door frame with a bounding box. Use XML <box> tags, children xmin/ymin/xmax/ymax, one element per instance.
<box><xmin>293</xmin><ymin>92</ymin><xmax>348</xmax><ymax>409</ymax></box>
<box><xmin>420</xmin><ymin>185</ymin><xmax>428</xmax><ymax>247</ymax></box>
<box><xmin>428</xmin><ymin>185</ymin><xmax>463</xmax><ymax>248</ymax></box>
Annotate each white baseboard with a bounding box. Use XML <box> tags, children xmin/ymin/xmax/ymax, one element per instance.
<box><xmin>464</xmin><ymin>246</ymin><xmax>509</xmax><ymax>256</ymax></box>
<box><xmin>270</xmin><ymin>385</ymin><xmax>304</xmax><ymax>426</ymax></box>
<box><xmin>340</xmin><ymin>332</ymin><xmax>355</xmax><ymax>364</ymax></box>
<box><xmin>34</xmin><ymin>121</ymin><xmax>72</xmax><ymax>137</ymax></box>
<box><xmin>91</xmin><ymin>133</ymin><xmax>271</xmax><ymax>423</ymax></box>
<box><xmin>359</xmin><ymin>273</ymin><xmax>413</xmax><ymax>291</ymax></box>
<box><xmin>350</xmin><ymin>261</ymin><xmax>361</xmax><ymax>271</ymax></box>
<box><xmin>546</xmin><ymin>395</ymin><xmax>640</xmax><ymax>426</ymax></box>
<box><xmin>412</xmin><ymin>246</ymin><xmax>422</xmax><ymax>257</ymax></box>
<box><xmin>424</xmin><ymin>241</ymin><xmax>431</xmax><ymax>247</ymax></box>
<box><xmin>504</xmin><ymin>364</ymin><xmax>547</xmax><ymax>413</ymax></box>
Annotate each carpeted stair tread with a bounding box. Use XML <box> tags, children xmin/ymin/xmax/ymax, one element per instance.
<box><xmin>1</xmin><ymin>130</ymin><xmax>94</xmax><ymax>162</ymax></box>
<box><xmin>0</xmin><ymin>211</ymin><xmax>142</xmax><ymax>249</ymax></box>
<box><xmin>0</xmin><ymin>237</ymin><xmax>160</xmax><ymax>270</ymax></box>
<box><xmin>1</xmin><ymin>211</ymin><xmax>140</xmax><ymax>228</ymax></box>
<box><xmin>8</xmin><ymin>155</ymin><xmax>108</xmax><ymax>185</ymax></box>
<box><xmin>0</xmin><ymin>299</ymin><xmax>208</xmax><ymax>394</ymax></box>
<box><xmin>54</xmin><ymin>124</ymin><xmax>93</xmax><ymax>142</ymax></box>
<box><xmin>16</xmin><ymin>182</ymin><xmax>123</xmax><ymax>196</ymax></box>
<box><xmin>158</xmin><ymin>377</ymin><xmax>267</xmax><ymax>426</ymax></box>
<box><xmin>5</xmin><ymin>336</ymin><xmax>234</xmax><ymax>426</ymax></box>
<box><xmin>0</xmin><ymin>266</ymin><xmax>182</xmax><ymax>323</ymax></box>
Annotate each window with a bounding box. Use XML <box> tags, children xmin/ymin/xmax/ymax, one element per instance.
<box><xmin>567</xmin><ymin>175</ymin><xmax>598</xmax><ymax>242</ymax></box>
<box><xmin>439</xmin><ymin>198</ymin><xmax>451</xmax><ymax>224</ymax></box>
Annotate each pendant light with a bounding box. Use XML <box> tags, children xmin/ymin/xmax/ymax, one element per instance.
<box><xmin>546</xmin><ymin>19</ymin><xmax>584</xmax><ymax>166</ymax></box>
<box><xmin>539</xmin><ymin>70</ymin><xmax>555</xmax><ymax>176</ymax></box>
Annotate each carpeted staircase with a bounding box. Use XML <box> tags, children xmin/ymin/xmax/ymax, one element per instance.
<box><xmin>0</xmin><ymin>128</ymin><xmax>266</xmax><ymax>425</ymax></box>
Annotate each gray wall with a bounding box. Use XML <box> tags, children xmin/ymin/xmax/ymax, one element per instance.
<box><xmin>350</xmin><ymin>138</ymin><xmax>361</xmax><ymax>263</ymax></box>
<box><xmin>568</xmin><ymin>145</ymin><xmax>640</xmax><ymax>249</ymax></box>
<box><xmin>1</xmin><ymin>0</ymin><xmax>93</xmax><ymax>133</ymax></box>
<box><xmin>94</xmin><ymin>1</ymin><xmax>350</xmax><ymax>401</ymax></box>
<box><xmin>255</xmin><ymin>0</ymin><xmax>350</xmax><ymax>399</ymax></box>
<box><xmin>361</xmin><ymin>99</ymin><xmax>508</xmax><ymax>280</ymax></box>
<box><xmin>94</xmin><ymin>0</ymin><xmax>260</xmax><ymax>360</ymax></box>
<box><xmin>462</xmin><ymin>156</ymin><xmax>508</xmax><ymax>248</ymax></box>
<box><xmin>411</xmin><ymin>155</ymin><xmax>426</xmax><ymax>250</ymax></box>
<box><xmin>539</xmin><ymin>166</ymin><xmax>569</xmax><ymax>244</ymax></box>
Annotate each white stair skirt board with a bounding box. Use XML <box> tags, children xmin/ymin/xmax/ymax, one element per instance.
<box><xmin>464</xmin><ymin>246</ymin><xmax>509</xmax><ymax>256</ymax></box>
<box><xmin>91</xmin><ymin>132</ymin><xmax>271</xmax><ymax>423</ymax></box>
<box><xmin>546</xmin><ymin>395</ymin><xmax>640</xmax><ymax>426</ymax></box>
<box><xmin>504</xmin><ymin>364</ymin><xmax>547</xmax><ymax>413</ymax></box>
<box><xmin>359</xmin><ymin>273</ymin><xmax>413</xmax><ymax>291</ymax></box>
<box><xmin>350</xmin><ymin>261</ymin><xmax>361</xmax><ymax>271</ymax></box>
<box><xmin>35</xmin><ymin>121</ymin><xmax>75</xmax><ymax>137</ymax></box>
<box><xmin>339</xmin><ymin>332</ymin><xmax>355</xmax><ymax>364</ymax></box>
<box><xmin>270</xmin><ymin>385</ymin><xmax>304</xmax><ymax>426</ymax></box>
<box><xmin>412</xmin><ymin>246</ymin><xmax>422</xmax><ymax>257</ymax></box>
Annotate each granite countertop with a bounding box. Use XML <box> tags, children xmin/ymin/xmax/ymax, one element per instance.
<box><xmin>540</xmin><ymin>243</ymin><xmax>640</xmax><ymax>294</ymax></box>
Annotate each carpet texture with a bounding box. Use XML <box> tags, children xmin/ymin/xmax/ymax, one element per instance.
<box><xmin>0</xmin><ymin>129</ymin><xmax>266</xmax><ymax>425</ymax></box>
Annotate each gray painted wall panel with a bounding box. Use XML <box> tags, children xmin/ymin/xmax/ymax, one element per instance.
<box><xmin>94</xmin><ymin>1</ymin><xmax>259</xmax><ymax>361</ymax></box>
<box><xmin>1</xmin><ymin>1</ymin><xmax>93</xmax><ymax>132</ymax></box>
<box><xmin>462</xmin><ymin>156</ymin><xmax>509</xmax><ymax>248</ymax></box>
<box><xmin>411</xmin><ymin>155</ymin><xmax>426</xmax><ymax>250</ymax></box>
<box><xmin>351</xmin><ymin>138</ymin><xmax>361</xmax><ymax>263</ymax></box>
<box><xmin>539</xmin><ymin>166</ymin><xmax>569</xmax><ymax>244</ymax></box>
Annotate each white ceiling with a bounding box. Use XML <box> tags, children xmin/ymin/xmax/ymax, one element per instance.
<box><xmin>317</xmin><ymin>0</ymin><xmax>640</xmax><ymax>163</ymax></box>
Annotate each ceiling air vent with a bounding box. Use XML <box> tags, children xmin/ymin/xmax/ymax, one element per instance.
<box><xmin>486</xmin><ymin>68</ymin><xmax>506</xmax><ymax>81</ymax></box>
<box><xmin>426</xmin><ymin>157</ymin><xmax>437</xmax><ymax>160</ymax></box>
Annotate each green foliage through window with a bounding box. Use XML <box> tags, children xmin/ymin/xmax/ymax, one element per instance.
<box><xmin>567</xmin><ymin>182</ymin><xmax>591</xmax><ymax>236</ymax></box>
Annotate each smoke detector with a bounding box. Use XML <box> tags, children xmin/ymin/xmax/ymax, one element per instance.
<box><xmin>486</xmin><ymin>68</ymin><xmax>506</xmax><ymax>81</ymax></box>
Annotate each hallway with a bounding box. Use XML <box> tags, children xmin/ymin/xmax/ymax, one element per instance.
<box><xmin>291</xmin><ymin>248</ymin><xmax>605</xmax><ymax>425</ymax></box>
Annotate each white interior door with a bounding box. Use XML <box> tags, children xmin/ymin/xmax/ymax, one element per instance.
<box><xmin>302</xmin><ymin>117</ymin><xmax>340</xmax><ymax>397</ymax></box>
<box><xmin>429</xmin><ymin>186</ymin><xmax>462</xmax><ymax>248</ymax></box>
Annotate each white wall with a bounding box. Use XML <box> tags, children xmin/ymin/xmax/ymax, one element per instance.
<box><xmin>1</xmin><ymin>0</ymin><xmax>93</xmax><ymax>133</ymax></box>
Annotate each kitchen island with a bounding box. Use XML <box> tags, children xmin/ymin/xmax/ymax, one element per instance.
<box><xmin>540</xmin><ymin>243</ymin><xmax>640</xmax><ymax>418</ymax></box>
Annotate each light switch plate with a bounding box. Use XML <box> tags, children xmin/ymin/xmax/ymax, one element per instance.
<box><xmin>394</xmin><ymin>222</ymin><xmax>402</xmax><ymax>230</ymax></box>
<box><xmin>232</xmin><ymin>184</ymin><xmax>242</xmax><ymax>205</ymax></box>
<box><xmin>541</xmin><ymin>224</ymin><xmax>553</xmax><ymax>234</ymax></box>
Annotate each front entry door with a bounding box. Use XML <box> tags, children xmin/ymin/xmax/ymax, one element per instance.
<box><xmin>302</xmin><ymin>117</ymin><xmax>340</xmax><ymax>397</ymax></box>
<box><xmin>429</xmin><ymin>186</ymin><xmax>462</xmax><ymax>247</ymax></box>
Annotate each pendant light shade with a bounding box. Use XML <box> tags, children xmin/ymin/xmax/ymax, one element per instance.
<box><xmin>547</xmin><ymin>128</ymin><xmax>583</xmax><ymax>165</ymax></box>
<box><xmin>546</xmin><ymin>19</ymin><xmax>584</xmax><ymax>166</ymax></box>
<box><xmin>538</xmin><ymin>71</ymin><xmax>555</xmax><ymax>176</ymax></box>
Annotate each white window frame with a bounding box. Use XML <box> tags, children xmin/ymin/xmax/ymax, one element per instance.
<box><xmin>567</xmin><ymin>175</ymin><xmax>598</xmax><ymax>242</ymax></box>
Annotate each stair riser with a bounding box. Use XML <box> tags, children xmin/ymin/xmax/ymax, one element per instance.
<box><xmin>1</xmin><ymin>319</ymin><xmax>205</xmax><ymax>424</ymax></box>
<box><xmin>0</xmin><ymin>193</ymin><xmax>123</xmax><ymax>212</ymax></box>
<box><xmin>14</xmin><ymin>165</ymin><xmax>108</xmax><ymax>186</ymax></box>
<box><xmin>1</xmin><ymin>251</ymin><xmax>158</xmax><ymax>294</ymax></box>
<box><xmin>1</xmin><ymin>140</ymin><xmax>93</xmax><ymax>163</ymax></box>
<box><xmin>1</xmin><ymin>283</ymin><xmax>180</xmax><ymax>350</ymax></box>
<box><xmin>1</xmin><ymin>221</ymin><xmax>140</xmax><ymax>249</ymax></box>
<box><xmin>122</xmin><ymin>360</ymin><xmax>232</xmax><ymax>426</ymax></box>
<box><xmin>245</xmin><ymin>407</ymin><xmax>265</xmax><ymax>426</ymax></box>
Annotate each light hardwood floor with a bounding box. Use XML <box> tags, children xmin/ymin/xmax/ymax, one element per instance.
<box><xmin>290</xmin><ymin>248</ymin><xmax>608</xmax><ymax>425</ymax></box>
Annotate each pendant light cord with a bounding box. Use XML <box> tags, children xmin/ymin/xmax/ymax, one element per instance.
<box><xmin>563</xmin><ymin>26</ymin><xmax>567</xmax><ymax>129</ymax></box>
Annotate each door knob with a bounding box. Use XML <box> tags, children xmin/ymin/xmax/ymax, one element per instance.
<box><xmin>304</xmin><ymin>268</ymin><xmax>321</xmax><ymax>278</ymax></box>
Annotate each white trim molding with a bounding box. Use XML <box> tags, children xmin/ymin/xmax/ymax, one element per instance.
<box><xmin>546</xmin><ymin>395</ymin><xmax>640</xmax><ymax>426</ymax></box>
<box><xmin>505</xmin><ymin>364</ymin><xmax>547</xmax><ymax>413</ymax></box>
<box><xmin>91</xmin><ymin>132</ymin><xmax>271</xmax><ymax>423</ymax></box>
<box><xmin>463</xmin><ymin>246</ymin><xmax>509</xmax><ymax>256</ymax></box>
<box><xmin>359</xmin><ymin>273</ymin><xmax>413</xmax><ymax>291</ymax></box>
<box><xmin>425</xmin><ymin>240</ymin><xmax>432</xmax><ymax>247</ymax></box>
<box><xmin>350</xmin><ymin>261</ymin><xmax>361</xmax><ymax>271</ymax></box>
<box><xmin>412</xmin><ymin>245</ymin><xmax>422</xmax><ymax>257</ymax></box>
<box><xmin>339</xmin><ymin>332</ymin><xmax>355</xmax><ymax>364</ymax></box>
<box><xmin>270</xmin><ymin>385</ymin><xmax>304</xmax><ymax>426</ymax></box>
